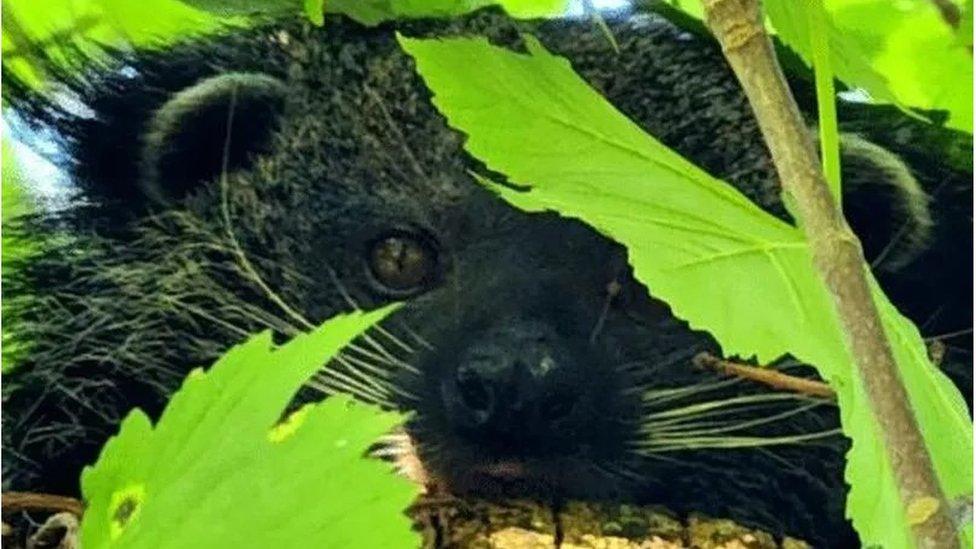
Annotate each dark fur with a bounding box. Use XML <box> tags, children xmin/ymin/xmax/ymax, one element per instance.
<box><xmin>3</xmin><ymin>9</ymin><xmax>971</xmax><ymax>547</ymax></box>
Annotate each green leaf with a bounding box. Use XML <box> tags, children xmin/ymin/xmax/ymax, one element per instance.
<box><xmin>805</xmin><ymin>0</ymin><xmax>842</xmax><ymax>203</ymax></box>
<box><xmin>326</xmin><ymin>0</ymin><xmax>567</xmax><ymax>26</ymax></box>
<box><xmin>304</xmin><ymin>0</ymin><xmax>325</xmax><ymax>25</ymax></box>
<box><xmin>768</xmin><ymin>0</ymin><xmax>973</xmax><ymax>133</ymax></box>
<box><xmin>399</xmin><ymin>34</ymin><xmax>972</xmax><ymax>548</ymax></box>
<box><xmin>80</xmin><ymin>306</ymin><xmax>418</xmax><ymax>548</ymax></box>
<box><xmin>177</xmin><ymin>0</ymin><xmax>308</xmax><ymax>18</ymax></box>
<box><xmin>764</xmin><ymin>0</ymin><xmax>908</xmax><ymax>112</ymax></box>
<box><xmin>3</xmin><ymin>0</ymin><xmax>228</xmax><ymax>88</ymax></box>
<box><xmin>958</xmin><ymin>0</ymin><xmax>973</xmax><ymax>49</ymax></box>
<box><xmin>829</xmin><ymin>0</ymin><xmax>974</xmax><ymax>133</ymax></box>
<box><xmin>173</xmin><ymin>0</ymin><xmax>328</xmax><ymax>25</ymax></box>
<box><xmin>3</xmin><ymin>0</ymin><xmax>564</xmax><ymax>88</ymax></box>
<box><xmin>661</xmin><ymin>0</ymin><xmax>973</xmax><ymax>133</ymax></box>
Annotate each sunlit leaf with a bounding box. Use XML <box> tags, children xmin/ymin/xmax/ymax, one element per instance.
<box><xmin>176</xmin><ymin>0</ymin><xmax>324</xmax><ymax>23</ymax></box>
<box><xmin>659</xmin><ymin>0</ymin><xmax>973</xmax><ymax>133</ymax></box>
<box><xmin>958</xmin><ymin>0</ymin><xmax>973</xmax><ymax>48</ymax></box>
<box><xmin>400</xmin><ymin>34</ymin><xmax>972</xmax><ymax>548</ymax></box>
<box><xmin>828</xmin><ymin>0</ymin><xmax>973</xmax><ymax>133</ymax></box>
<box><xmin>771</xmin><ymin>0</ymin><xmax>972</xmax><ymax>133</ymax></box>
<box><xmin>80</xmin><ymin>307</ymin><xmax>418</xmax><ymax>548</ymax></box>
<box><xmin>804</xmin><ymin>0</ymin><xmax>842</xmax><ymax>203</ymax></box>
<box><xmin>2</xmin><ymin>0</ymin><xmax>227</xmax><ymax>88</ymax></box>
<box><xmin>764</xmin><ymin>0</ymin><xmax>906</xmax><ymax>111</ymax></box>
<box><xmin>304</xmin><ymin>0</ymin><xmax>325</xmax><ymax>25</ymax></box>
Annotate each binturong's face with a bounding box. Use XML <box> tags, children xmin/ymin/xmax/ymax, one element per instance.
<box><xmin>368</xmin><ymin>210</ymin><xmax>711</xmax><ymax>500</ymax></box>
<box><xmin>315</xmin><ymin>180</ymin><xmax>845</xmax><ymax>531</ymax></box>
<box><xmin>8</xmin><ymin>9</ymin><xmax>970</xmax><ymax>549</ymax></box>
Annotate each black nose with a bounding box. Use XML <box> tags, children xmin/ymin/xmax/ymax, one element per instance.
<box><xmin>441</xmin><ymin>320</ymin><xmax>581</xmax><ymax>436</ymax></box>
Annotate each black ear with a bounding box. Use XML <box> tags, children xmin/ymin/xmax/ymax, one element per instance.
<box><xmin>140</xmin><ymin>72</ymin><xmax>287</xmax><ymax>203</ymax></box>
<box><xmin>836</xmin><ymin>133</ymin><xmax>933</xmax><ymax>272</ymax></box>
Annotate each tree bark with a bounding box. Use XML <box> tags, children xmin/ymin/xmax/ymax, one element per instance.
<box><xmin>699</xmin><ymin>1</ymin><xmax>957</xmax><ymax>547</ymax></box>
<box><xmin>410</xmin><ymin>497</ymin><xmax>812</xmax><ymax>548</ymax></box>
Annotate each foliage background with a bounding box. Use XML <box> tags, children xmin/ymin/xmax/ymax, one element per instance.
<box><xmin>1</xmin><ymin>1</ymin><xmax>971</xmax><ymax>547</ymax></box>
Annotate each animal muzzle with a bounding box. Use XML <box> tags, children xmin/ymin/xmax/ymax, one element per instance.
<box><xmin>439</xmin><ymin>318</ymin><xmax>586</xmax><ymax>449</ymax></box>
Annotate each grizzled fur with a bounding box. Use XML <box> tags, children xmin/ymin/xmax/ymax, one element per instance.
<box><xmin>3</xmin><ymin>9</ymin><xmax>971</xmax><ymax>547</ymax></box>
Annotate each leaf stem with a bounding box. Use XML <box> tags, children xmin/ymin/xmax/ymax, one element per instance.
<box><xmin>807</xmin><ymin>0</ymin><xmax>841</xmax><ymax>204</ymax></box>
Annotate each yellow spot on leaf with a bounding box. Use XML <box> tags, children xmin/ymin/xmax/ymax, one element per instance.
<box><xmin>267</xmin><ymin>404</ymin><xmax>312</xmax><ymax>443</ymax></box>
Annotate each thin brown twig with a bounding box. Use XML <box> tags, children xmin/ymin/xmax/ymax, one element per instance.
<box><xmin>693</xmin><ymin>352</ymin><xmax>835</xmax><ymax>399</ymax></box>
<box><xmin>1</xmin><ymin>492</ymin><xmax>84</xmax><ymax>517</ymax></box>
<box><xmin>701</xmin><ymin>1</ymin><xmax>957</xmax><ymax>547</ymax></box>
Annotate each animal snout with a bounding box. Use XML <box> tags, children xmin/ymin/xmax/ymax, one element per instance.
<box><xmin>440</xmin><ymin>320</ymin><xmax>582</xmax><ymax>439</ymax></box>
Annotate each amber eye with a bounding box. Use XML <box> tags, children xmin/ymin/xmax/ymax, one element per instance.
<box><xmin>367</xmin><ymin>232</ymin><xmax>439</xmax><ymax>294</ymax></box>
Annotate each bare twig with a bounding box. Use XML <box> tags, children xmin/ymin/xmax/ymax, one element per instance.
<box><xmin>2</xmin><ymin>492</ymin><xmax>84</xmax><ymax>517</ymax></box>
<box><xmin>700</xmin><ymin>1</ymin><xmax>957</xmax><ymax>547</ymax></box>
<box><xmin>693</xmin><ymin>352</ymin><xmax>835</xmax><ymax>399</ymax></box>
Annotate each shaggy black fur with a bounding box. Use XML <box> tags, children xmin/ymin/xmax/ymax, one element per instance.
<box><xmin>3</xmin><ymin>8</ymin><xmax>971</xmax><ymax>547</ymax></box>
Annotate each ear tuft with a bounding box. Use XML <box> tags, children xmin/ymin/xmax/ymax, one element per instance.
<box><xmin>836</xmin><ymin>132</ymin><xmax>934</xmax><ymax>272</ymax></box>
<box><xmin>140</xmin><ymin>72</ymin><xmax>287</xmax><ymax>203</ymax></box>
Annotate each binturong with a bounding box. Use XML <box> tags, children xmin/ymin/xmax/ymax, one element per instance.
<box><xmin>2</xmin><ymin>8</ymin><xmax>971</xmax><ymax>547</ymax></box>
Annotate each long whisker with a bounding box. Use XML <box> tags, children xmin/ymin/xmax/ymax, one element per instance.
<box><xmin>646</xmin><ymin>399</ymin><xmax>829</xmax><ymax>437</ymax></box>
<box><xmin>336</xmin><ymin>351</ymin><xmax>393</xmax><ymax>381</ymax></box>
<box><xmin>358</xmin><ymin>331</ymin><xmax>406</xmax><ymax>366</ymax></box>
<box><xmin>641</xmin><ymin>393</ymin><xmax>815</xmax><ymax>422</ymax></box>
<box><xmin>217</xmin><ymin>89</ymin><xmax>315</xmax><ymax>332</ymax></box>
<box><xmin>307</xmin><ymin>371</ymin><xmax>393</xmax><ymax>408</ymax></box>
<box><xmin>372</xmin><ymin>324</ymin><xmax>417</xmax><ymax>356</ymax></box>
<box><xmin>334</xmin><ymin>354</ymin><xmax>396</xmax><ymax>397</ymax></box>
<box><xmin>640</xmin><ymin>377</ymin><xmax>744</xmax><ymax>409</ymax></box>
<box><xmin>343</xmin><ymin>342</ymin><xmax>420</xmax><ymax>375</ymax></box>
<box><xmin>398</xmin><ymin>323</ymin><xmax>435</xmax><ymax>352</ymax></box>
<box><xmin>635</xmin><ymin>428</ymin><xmax>843</xmax><ymax>452</ymax></box>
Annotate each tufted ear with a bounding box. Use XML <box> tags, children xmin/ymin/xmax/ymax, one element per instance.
<box><xmin>140</xmin><ymin>72</ymin><xmax>287</xmax><ymax>203</ymax></box>
<box><xmin>836</xmin><ymin>133</ymin><xmax>933</xmax><ymax>272</ymax></box>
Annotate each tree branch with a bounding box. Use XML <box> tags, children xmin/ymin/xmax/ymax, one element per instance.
<box><xmin>1</xmin><ymin>492</ymin><xmax>84</xmax><ymax>517</ymax></box>
<box><xmin>700</xmin><ymin>1</ymin><xmax>957</xmax><ymax>547</ymax></box>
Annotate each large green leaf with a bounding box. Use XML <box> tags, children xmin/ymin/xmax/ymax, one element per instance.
<box><xmin>80</xmin><ymin>307</ymin><xmax>418</xmax><ymax>548</ymax></box>
<box><xmin>399</xmin><ymin>34</ymin><xmax>972</xmax><ymax>548</ymax></box>
<box><xmin>958</xmin><ymin>0</ymin><xmax>973</xmax><ymax>49</ymax></box>
<box><xmin>826</xmin><ymin>0</ymin><xmax>973</xmax><ymax>133</ymax></box>
<box><xmin>658</xmin><ymin>0</ymin><xmax>973</xmax><ymax>133</ymax></box>
<box><xmin>764</xmin><ymin>0</ymin><xmax>905</xmax><ymax>109</ymax></box>
<box><xmin>768</xmin><ymin>0</ymin><xmax>972</xmax><ymax>133</ymax></box>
